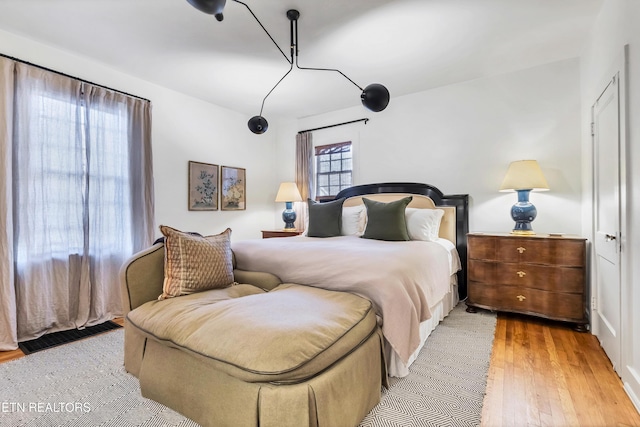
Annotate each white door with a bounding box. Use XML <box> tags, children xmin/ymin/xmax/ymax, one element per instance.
<box><xmin>592</xmin><ymin>74</ymin><xmax>621</xmax><ymax>372</ymax></box>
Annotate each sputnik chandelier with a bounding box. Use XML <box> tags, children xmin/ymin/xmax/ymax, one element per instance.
<box><xmin>186</xmin><ymin>0</ymin><xmax>391</xmax><ymax>134</ymax></box>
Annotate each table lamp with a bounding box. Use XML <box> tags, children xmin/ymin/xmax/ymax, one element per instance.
<box><xmin>275</xmin><ymin>182</ymin><xmax>303</xmax><ymax>230</ymax></box>
<box><xmin>499</xmin><ymin>160</ymin><xmax>549</xmax><ymax>235</ymax></box>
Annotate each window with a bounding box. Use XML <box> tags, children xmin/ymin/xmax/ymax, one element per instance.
<box><xmin>1</xmin><ymin>58</ymin><xmax>154</xmax><ymax>345</ymax></box>
<box><xmin>16</xmin><ymin>91</ymin><xmax>133</xmax><ymax>259</ymax></box>
<box><xmin>315</xmin><ymin>142</ymin><xmax>352</xmax><ymax>201</ymax></box>
<box><xmin>20</xmin><ymin>93</ymin><xmax>85</xmax><ymax>257</ymax></box>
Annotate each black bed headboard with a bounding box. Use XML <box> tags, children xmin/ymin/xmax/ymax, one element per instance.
<box><xmin>335</xmin><ymin>182</ymin><xmax>469</xmax><ymax>300</ymax></box>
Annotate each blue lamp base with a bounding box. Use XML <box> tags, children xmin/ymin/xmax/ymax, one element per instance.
<box><xmin>510</xmin><ymin>189</ymin><xmax>537</xmax><ymax>235</ymax></box>
<box><xmin>282</xmin><ymin>201</ymin><xmax>297</xmax><ymax>230</ymax></box>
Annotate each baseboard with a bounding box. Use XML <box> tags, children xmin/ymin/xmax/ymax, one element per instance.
<box><xmin>624</xmin><ymin>382</ymin><xmax>640</xmax><ymax>415</ymax></box>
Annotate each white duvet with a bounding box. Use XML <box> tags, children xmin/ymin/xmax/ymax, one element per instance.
<box><xmin>232</xmin><ymin>235</ymin><xmax>455</xmax><ymax>364</ymax></box>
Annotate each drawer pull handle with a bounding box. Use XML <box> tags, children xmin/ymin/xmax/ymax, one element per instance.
<box><xmin>517</xmin><ymin>247</ymin><xmax>526</xmax><ymax>254</ymax></box>
<box><xmin>516</xmin><ymin>295</ymin><xmax>526</xmax><ymax>302</ymax></box>
<box><xmin>516</xmin><ymin>271</ymin><xmax>526</xmax><ymax>278</ymax></box>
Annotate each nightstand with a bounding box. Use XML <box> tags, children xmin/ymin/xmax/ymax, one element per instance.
<box><xmin>465</xmin><ymin>232</ymin><xmax>588</xmax><ymax>331</ymax></box>
<box><xmin>261</xmin><ymin>230</ymin><xmax>302</xmax><ymax>239</ymax></box>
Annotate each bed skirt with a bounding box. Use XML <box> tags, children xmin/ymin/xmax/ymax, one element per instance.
<box><xmin>385</xmin><ymin>280</ymin><xmax>459</xmax><ymax>377</ymax></box>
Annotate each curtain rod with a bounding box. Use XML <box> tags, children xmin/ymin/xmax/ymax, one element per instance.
<box><xmin>0</xmin><ymin>52</ymin><xmax>151</xmax><ymax>103</ymax></box>
<box><xmin>298</xmin><ymin>118</ymin><xmax>369</xmax><ymax>134</ymax></box>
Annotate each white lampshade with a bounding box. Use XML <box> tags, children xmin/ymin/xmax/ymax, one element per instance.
<box><xmin>499</xmin><ymin>160</ymin><xmax>550</xmax><ymax>192</ymax></box>
<box><xmin>275</xmin><ymin>182</ymin><xmax>303</xmax><ymax>202</ymax></box>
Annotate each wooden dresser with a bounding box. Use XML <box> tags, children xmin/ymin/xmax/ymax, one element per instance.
<box><xmin>466</xmin><ymin>232</ymin><xmax>588</xmax><ymax>330</ymax></box>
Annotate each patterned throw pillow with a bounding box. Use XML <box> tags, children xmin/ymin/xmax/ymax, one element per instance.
<box><xmin>158</xmin><ymin>226</ymin><xmax>234</xmax><ymax>300</ymax></box>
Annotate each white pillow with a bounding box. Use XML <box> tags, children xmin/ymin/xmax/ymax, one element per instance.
<box><xmin>341</xmin><ymin>205</ymin><xmax>366</xmax><ymax>236</ymax></box>
<box><xmin>405</xmin><ymin>208</ymin><xmax>444</xmax><ymax>241</ymax></box>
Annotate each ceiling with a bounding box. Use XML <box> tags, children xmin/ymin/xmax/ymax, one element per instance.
<box><xmin>0</xmin><ymin>0</ymin><xmax>603</xmax><ymax>120</ymax></box>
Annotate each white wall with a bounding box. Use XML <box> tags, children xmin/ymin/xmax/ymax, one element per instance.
<box><xmin>0</xmin><ymin>29</ymin><xmax>278</xmax><ymax>242</ymax></box>
<box><xmin>580</xmin><ymin>0</ymin><xmax>640</xmax><ymax>411</ymax></box>
<box><xmin>277</xmin><ymin>58</ymin><xmax>583</xmax><ymax>235</ymax></box>
<box><xmin>0</xmin><ymin>29</ymin><xmax>586</xmax><ymax>240</ymax></box>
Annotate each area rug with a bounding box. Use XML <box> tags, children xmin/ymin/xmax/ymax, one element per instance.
<box><xmin>0</xmin><ymin>303</ymin><xmax>496</xmax><ymax>427</ymax></box>
<box><xmin>360</xmin><ymin>303</ymin><xmax>497</xmax><ymax>426</ymax></box>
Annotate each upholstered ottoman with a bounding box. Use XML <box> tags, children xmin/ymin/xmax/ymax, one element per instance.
<box><xmin>121</xmin><ymin>244</ymin><xmax>385</xmax><ymax>427</ymax></box>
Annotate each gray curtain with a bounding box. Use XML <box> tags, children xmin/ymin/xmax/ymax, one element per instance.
<box><xmin>0</xmin><ymin>59</ymin><xmax>154</xmax><ymax>349</ymax></box>
<box><xmin>294</xmin><ymin>132</ymin><xmax>314</xmax><ymax>231</ymax></box>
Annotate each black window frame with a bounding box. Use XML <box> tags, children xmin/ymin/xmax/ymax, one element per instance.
<box><xmin>315</xmin><ymin>141</ymin><xmax>352</xmax><ymax>202</ymax></box>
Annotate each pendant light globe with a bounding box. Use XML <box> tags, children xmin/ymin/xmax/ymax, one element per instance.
<box><xmin>361</xmin><ymin>83</ymin><xmax>390</xmax><ymax>112</ymax></box>
<box><xmin>248</xmin><ymin>115</ymin><xmax>269</xmax><ymax>134</ymax></box>
<box><xmin>186</xmin><ymin>0</ymin><xmax>226</xmax><ymax>21</ymax></box>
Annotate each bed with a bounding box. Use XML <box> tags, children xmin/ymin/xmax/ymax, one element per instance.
<box><xmin>232</xmin><ymin>182</ymin><xmax>469</xmax><ymax>377</ymax></box>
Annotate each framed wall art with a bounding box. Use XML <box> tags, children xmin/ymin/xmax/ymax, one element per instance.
<box><xmin>220</xmin><ymin>166</ymin><xmax>246</xmax><ymax>210</ymax></box>
<box><xmin>188</xmin><ymin>161</ymin><xmax>219</xmax><ymax>211</ymax></box>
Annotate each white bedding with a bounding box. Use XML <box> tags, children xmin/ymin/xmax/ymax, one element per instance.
<box><xmin>232</xmin><ymin>235</ymin><xmax>460</xmax><ymax>372</ymax></box>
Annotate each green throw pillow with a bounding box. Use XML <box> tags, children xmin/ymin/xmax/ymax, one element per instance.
<box><xmin>307</xmin><ymin>198</ymin><xmax>345</xmax><ymax>237</ymax></box>
<box><xmin>362</xmin><ymin>196</ymin><xmax>412</xmax><ymax>241</ymax></box>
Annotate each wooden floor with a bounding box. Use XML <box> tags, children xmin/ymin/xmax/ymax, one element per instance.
<box><xmin>482</xmin><ymin>311</ymin><xmax>640</xmax><ymax>427</ymax></box>
<box><xmin>1</xmin><ymin>315</ymin><xmax>639</xmax><ymax>426</ymax></box>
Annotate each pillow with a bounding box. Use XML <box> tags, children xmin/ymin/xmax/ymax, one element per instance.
<box><xmin>405</xmin><ymin>208</ymin><xmax>445</xmax><ymax>241</ymax></box>
<box><xmin>307</xmin><ymin>198</ymin><xmax>345</xmax><ymax>237</ymax></box>
<box><xmin>341</xmin><ymin>205</ymin><xmax>366</xmax><ymax>236</ymax></box>
<box><xmin>361</xmin><ymin>196</ymin><xmax>412</xmax><ymax>241</ymax></box>
<box><xmin>158</xmin><ymin>225</ymin><xmax>234</xmax><ymax>300</ymax></box>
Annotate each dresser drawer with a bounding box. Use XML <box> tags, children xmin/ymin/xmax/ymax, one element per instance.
<box><xmin>468</xmin><ymin>259</ymin><xmax>584</xmax><ymax>293</ymax></box>
<box><xmin>468</xmin><ymin>235</ymin><xmax>585</xmax><ymax>266</ymax></box>
<box><xmin>468</xmin><ymin>282</ymin><xmax>584</xmax><ymax>321</ymax></box>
